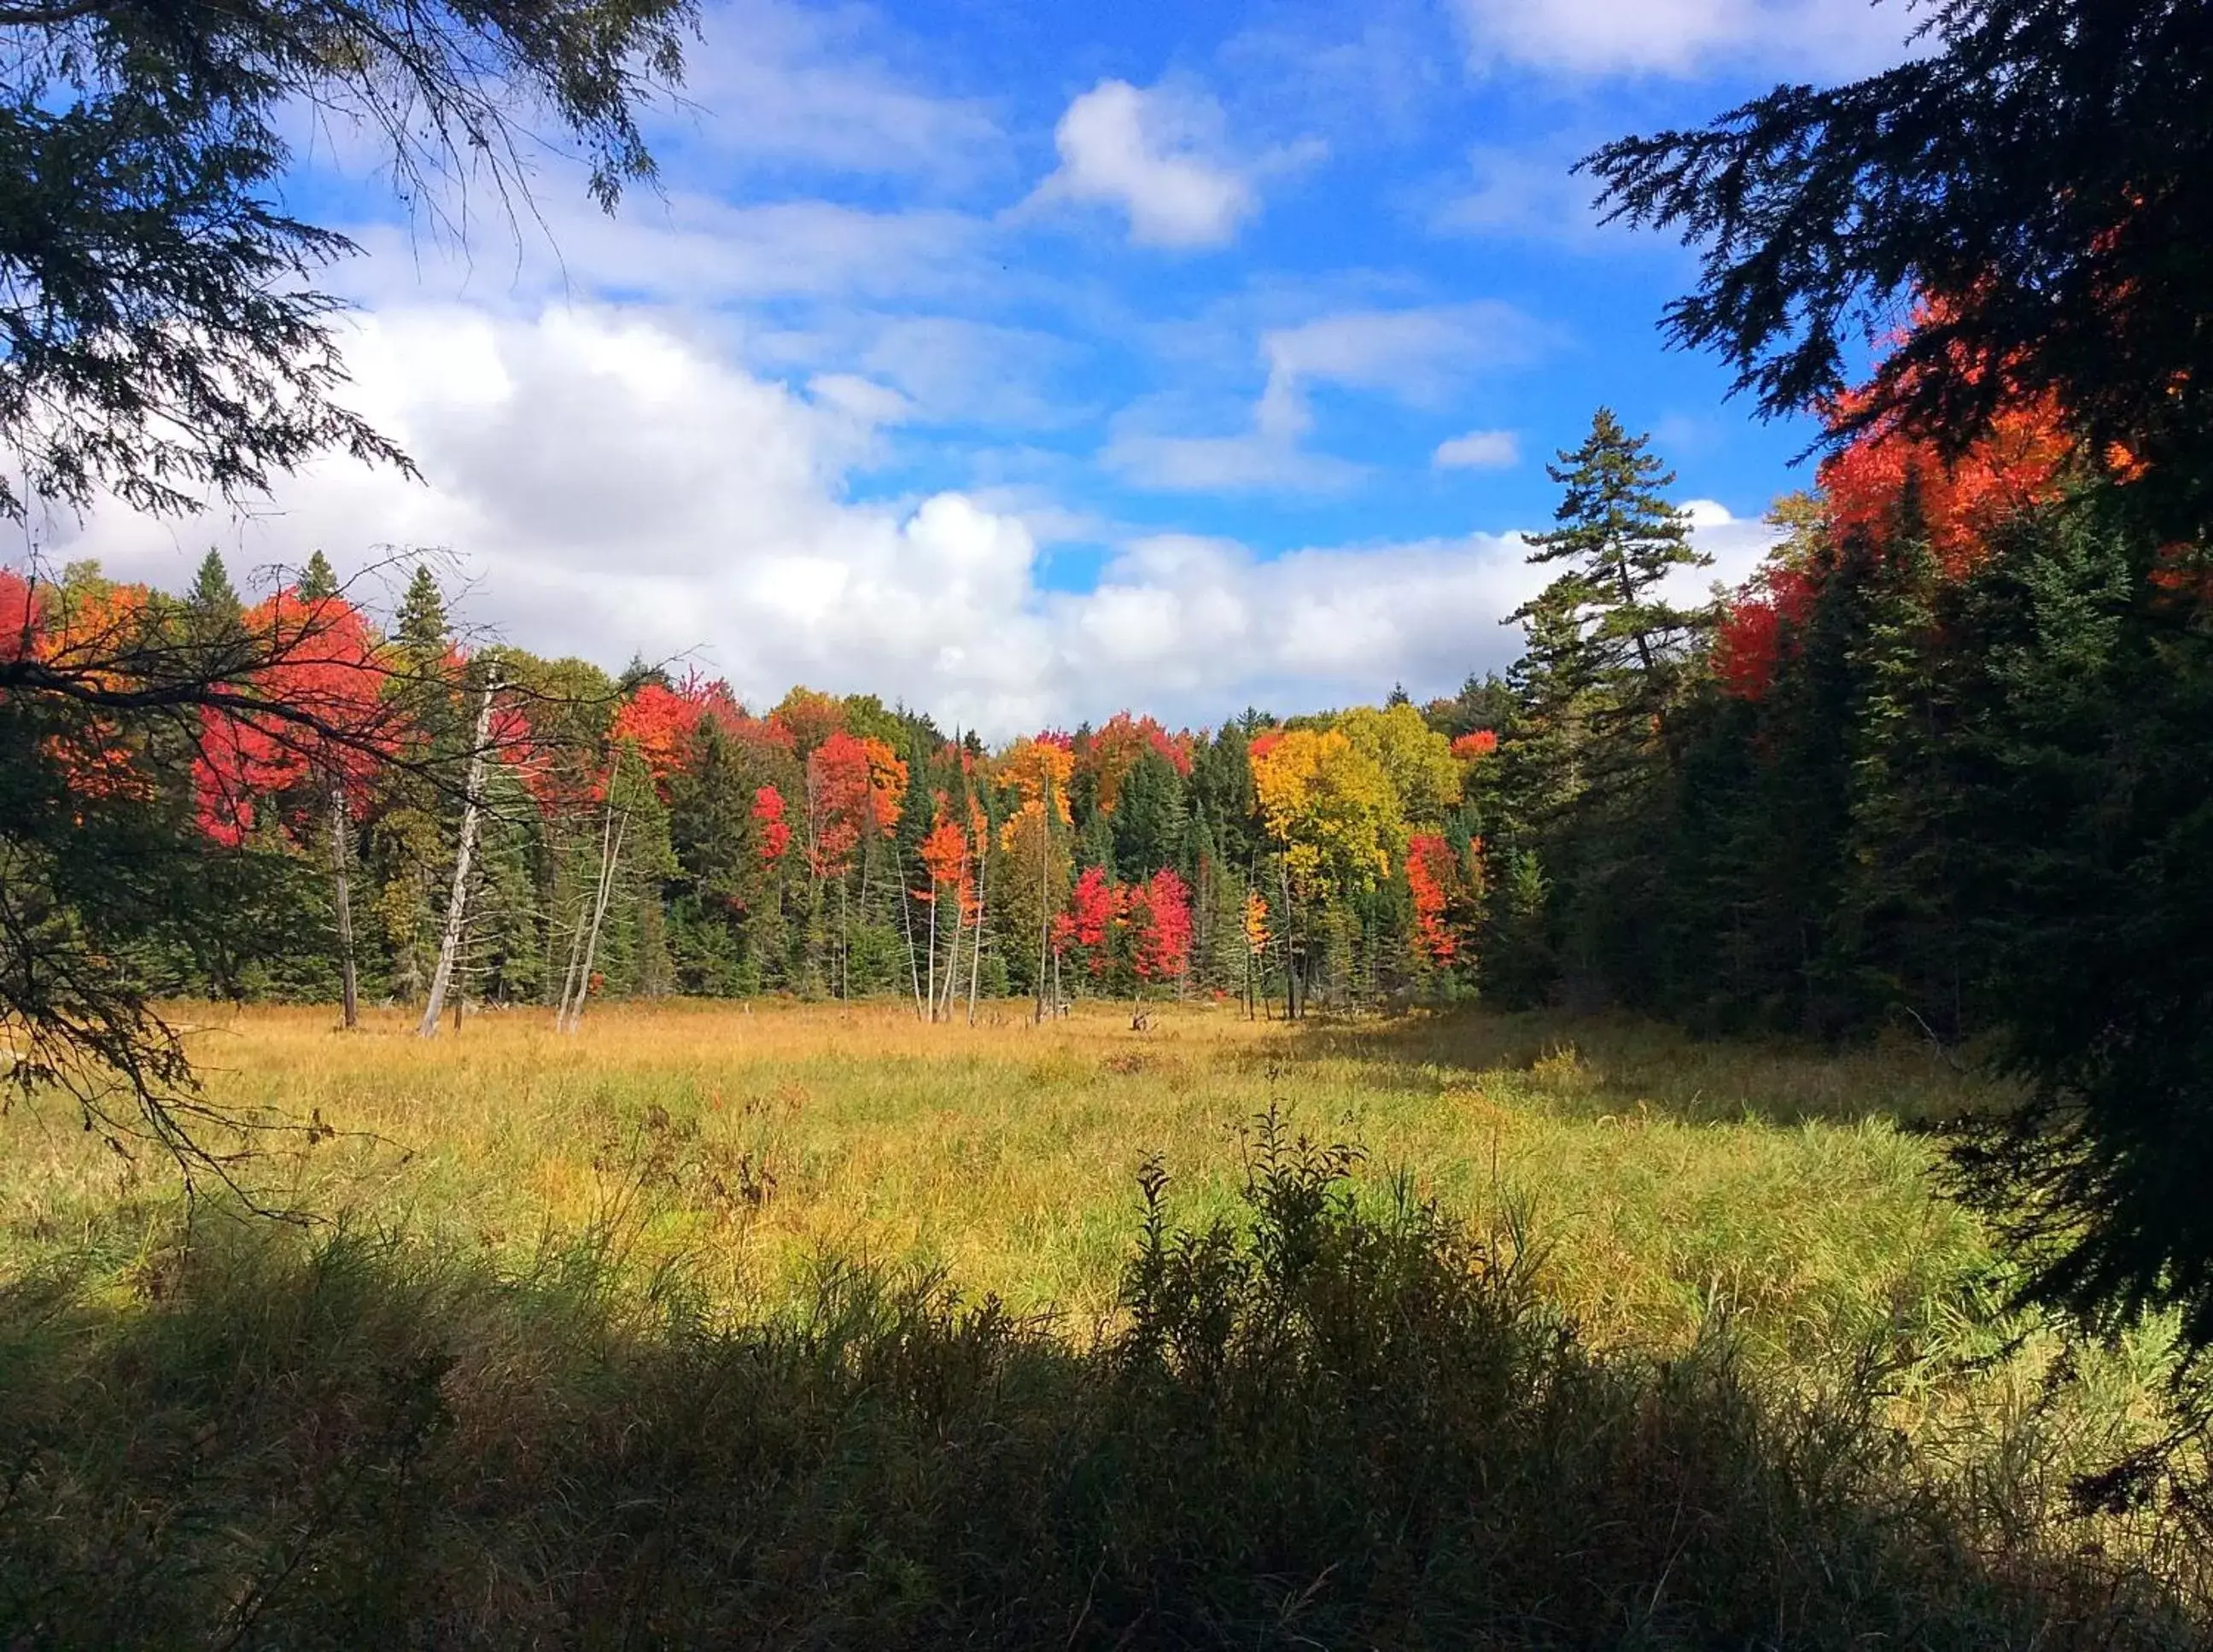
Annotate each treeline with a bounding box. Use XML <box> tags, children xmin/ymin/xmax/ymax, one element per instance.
<box><xmin>6</xmin><ymin>548</ymin><xmax>1506</xmax><ymax>1019</ymax></box>
<box><xmin>10</xmin><ymin>364</ymin><xmax>2204</xmax><ymax>1060</ymax></box>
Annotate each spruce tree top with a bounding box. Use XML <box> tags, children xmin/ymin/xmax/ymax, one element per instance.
<box><xmin>1527</xmin><ymin>410</ymin><xmax>1698</xmax><ymax>574</ymax></box>
<box><xmin>186</xmin><ymin>549</ymin><xmax>242</xmax><ymax>622</ymax></box>
<box><xmin>298</xmin><ymin>551</ymin><xmax>340</xmax><ymax>600</ymax></box>
<box><xmin>395</xmin><ymin>565</ymin><xmax>450</xmax><ymax>656</ymax></box>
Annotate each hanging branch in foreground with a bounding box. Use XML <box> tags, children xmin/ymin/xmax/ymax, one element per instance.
<box><xmin>0</xmin><ymin>561</ymin><xmax>605</xmax><ymax>1192</ymax></box>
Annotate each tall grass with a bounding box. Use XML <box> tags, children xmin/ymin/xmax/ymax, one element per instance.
<box><xmin>0</xmin><ymin>1107</ymin><xmax>2198</xmax><ymax>1648</ymax></box>
<box><xmin>0</xmin><ymin>1001</ymin><xmax>2203</xmax><ymax>1644</ymax></box>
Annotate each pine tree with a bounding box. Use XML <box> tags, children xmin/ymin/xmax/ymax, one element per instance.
<box><xmin>186</xmin><ymin>549</ymin><xmax>242</xmax><ymax>624</ymax></box>
<box><xmin>466</xmin><ymin>763</ymin><xmax>546</xmax><ymax>1005</ymax></box>
<box><xmin>1514</xmin><ymin>409</ymin><xmax>1711</xmax><ymax>757</ymax></box>
<box><xmin>666</xmin><ymin>721</ymin><xmax>762</xmax><ymax>994</ymax></box>
<box><xmin>298</xmin><ymin>551</ymin><xmax>340</xmax><ymax>600</ymax></box>
<box><xmin>1493</xmin><ymin>412</ymin><xmax>1714</xmax><ymax>1005</ymax></box>
<box><xmin>394</xmin><ymin>564</ymin><xmax>451</xmax><ymax>668</ymax></box>
<box><xmin>371</xmin><ymin>564</ymin><xmax>460</xmax><ymax>1003</ymax></box>
<box><xmin>1112</xmin><ymin>745</ymin><xmax>1187</xmax><ymax>881</ymax></box>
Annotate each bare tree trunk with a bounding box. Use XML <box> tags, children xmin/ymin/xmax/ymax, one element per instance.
<box><xmin>555</xmin><ymin>788</ymin><xmax>612</xmax><ymax>1030</ymax></box>
<box><xmin>419</xmin><ymin>673</ymin><xmax>498</xmax><ymax>1039</ymax></box>
<box><xmin>925</xmin><ymin>879</ymin><xmax>939</xmax><ymax>1024</ymax></box>
<box><xmin>561</xmin><ymin>808</ymin><xmax>626</xmax><ymax>1034</ymax></box>
<box><xmin>1033</xmin><ymin>785</ymin><xmax>1054</xmax><ymax>1027</ymax></box>
<box><xmin>937</xmin><ymin>876</ymin><xmax>959</xmax><ymax>1023</ymax></box>
<box><xmin>966</xmin><ymin>843</ymin><xmax>985</xmax><ymax>1026</ymax></box>
<box><xmin>895</xmin><ymin>848</ymin><xmax>925</xmax><ymax>1019</ymax></box>
<box><xmin>330</xmin><ymin>782</ymin><xmax>359</xmax><ymax>1030</ymax></box>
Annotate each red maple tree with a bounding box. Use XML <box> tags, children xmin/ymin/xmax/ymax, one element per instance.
<box><xmin>1052</xmin><ymin>865</ymin><xmax>1123</xmax><ymax>975</ymax></box>
<box><xmin>1130</xmin><ymin>867</ymin><xmax>1192</xmax><ymax>983</ymax></box>
<box><xmin>752</xmin><ymin>785</ymin><xmax>791</xmax><ymax>863</ymax></box>
<box><xmin>191</xmin><ymin>588</ymin><xmax>389</xmax><ymax>845</ymax></box>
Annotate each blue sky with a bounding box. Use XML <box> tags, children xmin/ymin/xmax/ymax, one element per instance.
<box><xmin>60</xmin><ymin>0</ymin><xmax>1921</xmax><ymax>734</ymax></box>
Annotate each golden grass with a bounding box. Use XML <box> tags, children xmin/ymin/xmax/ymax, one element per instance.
<box><xmin>2</xmin><ymin>995</ymin><xmax>2199</xmax><ymax>1636</ymax></box>
<box><xmin>4</xmin><ymin>996</ymin><xmax>2001</xmax><ymax>1363</ymax></box>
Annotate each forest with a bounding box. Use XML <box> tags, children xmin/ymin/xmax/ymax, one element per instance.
<box><xmin>9</xmin><ymin>382</ymin><xmax>2157</xmax><ymax>1043</ymax></box>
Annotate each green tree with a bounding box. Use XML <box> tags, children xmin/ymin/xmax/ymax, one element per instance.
<box><xmin>0</xmin><ymin>0</ymin><xmax>693</xmax><ymax>523</ymax></box>
<box><xmin>1585</xmin><ymin>0</ymin><xmax>2213</xmax><ymax>537</ymax></box>
<box><xmin>1111</xmin><ymin>744</ymin><xmax>1187</xmax><ymax>881</ymax></box>
<box><xmin>297</xmin><ymin>551</ymin><xmax>340</xmax><ymax>601</ymax></box>
<box><xmin>184</xmin><ymin>550</ymin><xmax>241</xmax><ymax>630</ymax></box>
<box><xmin>1514</xmin><ymin>409</ymin><xmax>1710</xmax><ymax>755</ymax></box>
<box><xmin>1493</xmin><ymin>413</ymin><xmax>1710</xmax><ymax>1003</ymax></box>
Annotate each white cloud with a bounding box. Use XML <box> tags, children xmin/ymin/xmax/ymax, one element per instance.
<box><xmin>1677</xmin><ymin>499</ymin><xmax>1783</xmax><ymax>593</ymax></box>
<box><xmin>1108</xmin><ymin>301</ymin><xmax>1539</xmax><ymax>492</ymax></box>
<box><xmin>1102</xmin><ymin>429</ymin><xmax>1368</xmax><ymax>494</ymax></box>
<box><xmin>1031</xmin><ymin>80</ymin><xmax>1258</xmax><ymax>249</ymax></box>
<box><xmin>670</xmin><ymin>0</ymin><xmax>1003</xmax><ymax>186</ymax></box>
<box><xmin>1428</xmin><ymin>144</ymin><xmax>1607</xmax><ymax>242</ymax></box>
<box><xmin>38</xmin><ymin>305</ymin><xmax>1772</xmax><ymax>734</ymax></box>
<box><xmin>1433</xmin><ymin>429</ymin><xmax>1519</xmax><ymax>470</ymax></box>
<box><xmin>1257</xmin><ymin>301</ymin><xmax>1532</xmax><ymax>437</ymax></box>
<box><xmin>1451</xmin><ymin>0</ymin><xmax>1918</xmax><ymax>79</ymax></box>
<box><xmin>339</xmin><ymin>195</ymin><xmax>989</xmax><ymax>313</ymax></box>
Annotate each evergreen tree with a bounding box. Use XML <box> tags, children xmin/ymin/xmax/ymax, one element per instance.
<box><xmin>1077</xmin><ymin>800</ymin><xmax>1116</xmax><ymax>876</ymax></box>
<box><xmin>666</xmin><ymin>721</ymin><xmax>763</xmax><ymax>994</ymax></box>
<box><xmin>1586</xmin><ymin>0</ymin><xmax>2213</xmax><ymax>540</ymax></box>
<box><xmin>185</xmin><ymin>549</ymin><xmax>242</xmax><ymax>627</ymax></box>
<box><xmin>1513</xmin><ymin>408</ymin><xmax>1710</xmax><ymax>758</ymax></box>
<box><xmin>298</xmin><ymin>551</ymin><xmax>340</xmax><ymax>600</ymax></box>
<box><xmin>466</xmin><ymin>763</ymin><xmax>546</xmax><ymax>1005</ymax></box>
<box><xmin>394</xmin><ymin>564</ymin><xmax>452</xmax><ymax>669</ymax></box>
<box><xmin>1189</xmin><ymin>725</ymin><xmax>1260</xmax><ymax>870</ymax></box>
<box><xmin>371</xmin><ymin>564</ymin><xmax>459</xmax><ymax>1003</ymax></box>
<box><xmin>1111</xmin><ymin>745</ymin><xmax>1187</xmax><ymax>881</ymax></box>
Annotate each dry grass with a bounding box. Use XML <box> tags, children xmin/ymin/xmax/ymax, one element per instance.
<box><xmin>0</xmin><ymin>998</ymin><xmax>2203</xmax><ymax>1646</ymax></box>
<box><xmin>7</xmin><ymin>998</ymin><xmax>1995</xmax><ymax>1350</ymax></box>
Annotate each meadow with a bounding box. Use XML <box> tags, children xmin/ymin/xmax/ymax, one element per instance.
<box><xmin>1</xmin><ymin>1000</ymin><xmax>2204</xmax><ymax>1646</ymax></box>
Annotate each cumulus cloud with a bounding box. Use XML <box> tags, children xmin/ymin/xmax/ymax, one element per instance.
<box><xmin>1433</xmin><ymin>429</ymin><xmax>1520</xmax><ymax>470</ymax></box>
<box><xmin>1030</xmin><ymin>80</ymin><xmax>1258</xmax><ymax>249</ymax></box>
<box><xmin>1451</xmin><ymin>0</ymin><xmax>1917</xmax><ymax>79</ymax></box>
<box><xmin>40</xmin><ymin>306</ymin><xmax>1772</xmax><ymax>734</ymax></box>
<box><xmin>1677</xmin><ymin>498</ymin><xmax>1783</xmax><ymax>593</ymax></box>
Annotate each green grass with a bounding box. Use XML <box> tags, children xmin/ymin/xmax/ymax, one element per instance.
<box><xmin>0</xmin><ymin>1000</ymin><xmax>2203</xmax><ymax>1645</ymax></box>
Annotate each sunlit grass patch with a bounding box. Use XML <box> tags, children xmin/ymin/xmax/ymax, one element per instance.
<box><xmin>0</xmin><ymin>997</ymin><xmax>2203</xmax><ymax>1643</ymax></box>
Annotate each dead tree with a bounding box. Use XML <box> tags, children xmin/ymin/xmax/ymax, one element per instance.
<box><xmin>417</xmin><ymin>670</ymin><xmax>499</xmax><ymax>1039</ymax></box>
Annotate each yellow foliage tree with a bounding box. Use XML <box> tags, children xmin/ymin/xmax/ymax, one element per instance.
<box><xmin>1331</xmin><ymin>703</ymin><xmax>1462</xmax><ymax>826</ymax></box>
<box><xmin>994</xmin><ymin>738</ymin><xmax>1074</xmax><ymax>833</ymax></box>
<box><xmin>1250</xmin><ymin>728</ymin><xmax>1402</xmax><ymax>897</ymax></box>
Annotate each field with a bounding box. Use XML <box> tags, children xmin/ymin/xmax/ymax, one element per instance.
<box><xmin>1</xmin><ymin>1000</ymin><xmax>2204</xmax><ymax>1646</ymax></box>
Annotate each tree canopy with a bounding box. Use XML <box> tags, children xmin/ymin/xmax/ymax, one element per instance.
<box><xmin>0</xmin><ymin>0</ymin><xmax>694</xmax><ymax>520</ymax></box>
<box><xmin>1584</xmin><ymin>0</ymin><xmax>2213</xmax><ymax>530</ymax></box>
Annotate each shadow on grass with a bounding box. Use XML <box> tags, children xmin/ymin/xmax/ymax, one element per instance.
<box><xmin>0</xmin><ymin>1116</ymin><xmax>2193</xmax><ymax>1649</ymax></box>
<box><xmin>1264</xmin><ymin>1006</ymin><xmax>2006</xmax><ymax>1128</ymax></box>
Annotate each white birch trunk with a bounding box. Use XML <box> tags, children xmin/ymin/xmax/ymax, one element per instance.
<box><xmin>562</xmin><ymin>810</ymin><xmax>625</xmax><ymax>1032</ymax></box>
<box><xmin>925</xmin><ymin>877</ymin><xmax>939</xmax><ymax>1024</ymax></box>
<box><xmin>419</xmin><ymin>673</ymin><xmax>498</xmax><ymax>1039</ymax></box>
<box><xmin>555</xmin><ymin>803</ymin><xmax>605</xmax><ymax>1030</ymax></box>
<box><xmin>966</xmin><ymin>840</ymin><xmax>985</xmax><ymax>1025</ymax></box>
<box><xmin>330</xmin><ymin>781</ymin><xmax>359</xmax><ymax>1030</ymax></box>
